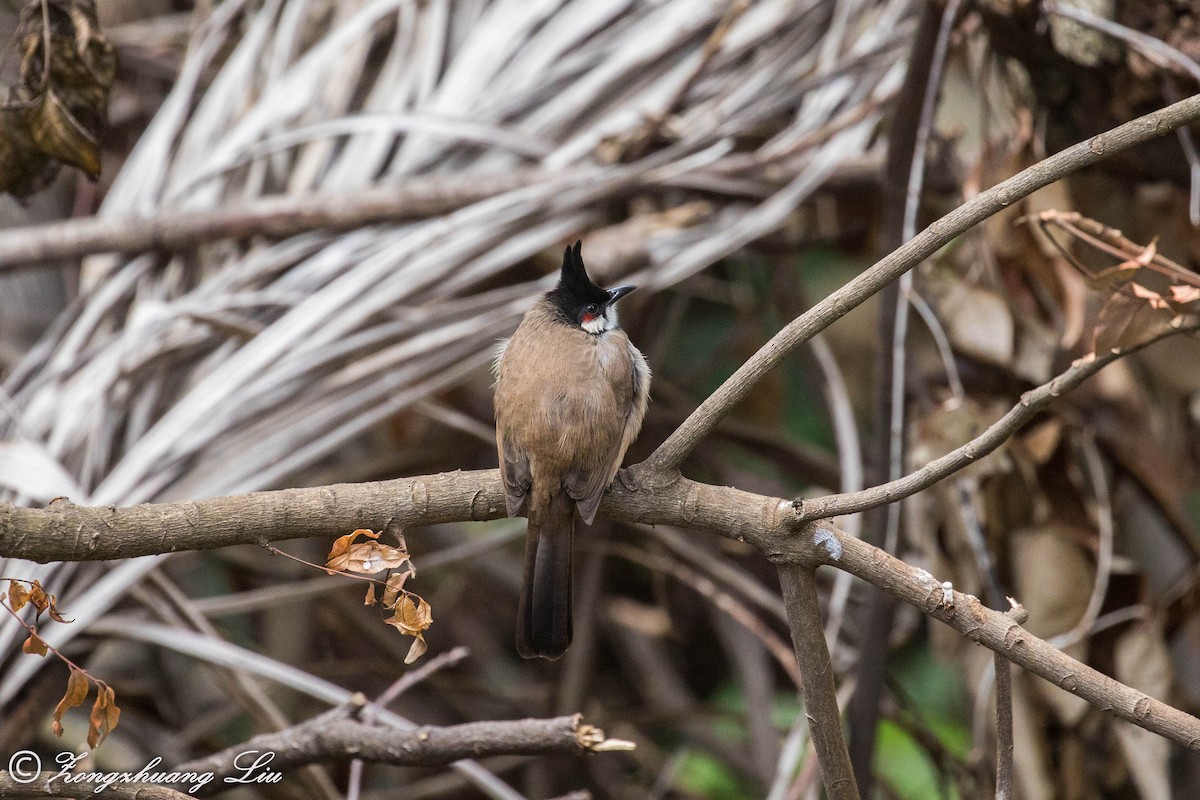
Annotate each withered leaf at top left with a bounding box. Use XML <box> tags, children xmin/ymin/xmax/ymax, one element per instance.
<box><xmin>0</xmin><ymin>0</ymin><xmax>116</xmax><ymax>198</ymax></box>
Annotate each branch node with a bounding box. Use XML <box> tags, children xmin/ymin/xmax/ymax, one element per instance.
<box><xmin>1004</xmin><ymin>596</ymin><xmax>1029</xmax><ymax>625</ymax></box>
<box><xmin>578</xmin><ymin>721</ymin><xmax>636</xmax><ymax>752</ymax></box>
<box><xmin>1134</xmin><ymin>696</ymin><xmax>1153</xmax><ymax>720</ymax></box>
<box><xmin>812</xmin><ymin>526</ymin><xmax>843</xmax><ymax>561</ymax></box>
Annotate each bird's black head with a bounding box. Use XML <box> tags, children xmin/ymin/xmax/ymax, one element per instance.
<box><xmin>547</xmin><ymin>241</ymin><xmax>636</xmax><ymax>334</ymax></box>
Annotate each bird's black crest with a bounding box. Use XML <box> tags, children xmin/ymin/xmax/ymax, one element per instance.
<box><xmin>548</xmin><ymin>241</ymin><xmax>608</xmax><ymax>319</ymax></box>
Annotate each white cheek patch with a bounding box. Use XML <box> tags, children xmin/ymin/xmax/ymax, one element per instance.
<box><xmin>581</xmin><ymin>306</ymin><xmax>618</xmax><ymax>335</ymax></box>
<box><xmin>581</xmin><ymin>316</ymin><xmax>606</xmax><ymax>334</ymax></box>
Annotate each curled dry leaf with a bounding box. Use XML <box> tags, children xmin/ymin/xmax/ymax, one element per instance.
<box><xmin>7</xmin><ymin>580</ymin><xmax>30</xmax><ymax>612</ymax></box>
<box><xmin>53</xmin><ymin>667</ymin><xmax>89</xmax><ymax>737</ymax></box>
<box><xmin>326</xmin><ymin>528</ymin><xmax>410</xmax><ymax>575</ymax></box>
<box><xmin>0</xmin><ymin>0</ymin><xmax>115</xmax><ymax>197</ymax></box>
<box><xmin>381</xmin><ymin>569</ymin><xmax>414</xmax><ymax>609</ymax></box>
<box><xmin>47</xmin><ymin>595</ymin><xmax>73</xmax><ymax>624</ymax></box>
<box><xmin>7</xmin><ymin>578</ymin><xmax>74</xmax><ymax>623</ymax></box>
<box><xmin>28</xmin><ymin>580</ymin><xmax>48</xmax><ymax>612</ymax></box>
<box><xmin>22</xmin><ymin>630</ymin><xmax>48</xmax><ymax>656</ymax></box>
<box><xmin>386</xmin><ymin>593</ymin><xmax>433</xmax><ymax>664</ymax></box>
<box><xmin>1028</xmin><ymin>209</ymin><xmax>1200</xmax><ymax>354</ymax></box>
<box><xmin>86</xmin><ymin>683</ymin><xmax>120</xmax><ymax>749</ymax></box>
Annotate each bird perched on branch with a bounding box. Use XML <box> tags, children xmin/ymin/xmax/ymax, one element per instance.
<box><xmin>493</xmin><ymin>242</ymin><xmax>650</xmax><ymax>659</ymax></box>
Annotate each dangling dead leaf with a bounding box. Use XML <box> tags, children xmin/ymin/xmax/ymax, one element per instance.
<box><xmin>405</xmin><ymin>635</ymin><xmax>428</xmax><ymax>664</ymax></box>
<box><xmin>86</xmin><ymin>683</ymin><xmax>120</xmax><ymax>749</ymax></box>
<box><xmin>388</xmin><ymin>594</ymin><xmax>433</xmax><ymax>637</ymax></box>
<box><xmin>325</xmin><ymin>528</ymin><xmax>410</xmax><ymax>575</ymax></box>
<box><xmin>0</xmin><ymin>0</ymin><xmax>115</xmax><ymax>197</ymax></box>
<box><xmin>52</xmin><ymin>667</ymin><xmax>89</xmax><ymax>736</ymax></box>
<box><xmin>23</xmin><ymin>88</ymin><xmax>100</xmax><ymax>178</ymax></box>
<box><xmin>363</xmin><ymin>582</ymin><xmax>376</xmax><ymax>606</ymax></box>
<box><xmin>23</xmin><ymin>630</ymin><xmax>48</xmax><ymax>656</ymax></box>
<box><xmin>8</xmin><ymin>580</ymin><xmax>30</xmax><ymax>612</ymax></box>
<box><xmin>326</xmin><ymin>528</ymin><xmax>378</xmax><ymax>567</ymax></box>
<box><xmin>381</xmin><ymin>569</ymin><xmax>414</xmax><ymax>608</ymax></box>
<box><xmin>386</xmin><ymin>593</ymin><xmax>433</xmax><ymax>664</ymax></box>
<box><xmin>47</xmin><ymin>595</ymin><xmax>73</xmax><ymax>624</ymax></box>
<box><xmin>28</xmin><ymin>580</ymin><xmax>49</xmax><ymax>613</ymax></box>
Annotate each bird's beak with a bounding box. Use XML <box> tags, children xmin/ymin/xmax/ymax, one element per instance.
<box><xmin>607</xmin><ymin>285</ymin><xmax>636</xmax><ymax>304</ymax></box>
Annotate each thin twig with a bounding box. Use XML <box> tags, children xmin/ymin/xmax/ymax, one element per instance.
<box><xmin>995</xmin><ymin>599</ymin><xmax>1029</xmax><ymax>800</ymax></box>
<box><xmin>797</xmin><ymin>322</ymin><xmax>1198</xmax><ymax>522</ymax></box>
<box><xmin>606</xmin><ymin>542</ymin><xmax>801</xmax><ymax>687</ymax></box>
<box><xmin>0</xmin><ymin>171</ymin><xmax>546</xmax><ymax>271</ymax></box>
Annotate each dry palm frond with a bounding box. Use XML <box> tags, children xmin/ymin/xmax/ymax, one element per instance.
<box><xmin>0</xmin><ymin>0</ymin><xmax>912</xmax><ymax>712</ymax></box>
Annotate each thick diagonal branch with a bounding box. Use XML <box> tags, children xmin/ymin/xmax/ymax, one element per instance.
<box><xmin>644</xmin><ymin>91</ymin><xmax>1200</xmax><ymax>473</ymax></box>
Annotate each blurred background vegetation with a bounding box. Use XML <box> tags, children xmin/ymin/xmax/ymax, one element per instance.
<box><xmin>1</xmin><ymin>0</ymin><xmax>1200</xmax><ymax>798</ymax></box>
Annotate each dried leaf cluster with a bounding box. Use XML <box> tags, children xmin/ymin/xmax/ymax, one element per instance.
<box><xmin>324</xmin><ymin>528</ymin><xmax>431</xmax><ymax>664</ymax></box>
<box><xmin>0</xmin><ymin>0</ymin><xmax>115</xmax><ymax>196</ymax></box>
<box><xmin>4</xmin><ymin>578</ymin><xmax>118</xmax><ymax>747</ymax></box>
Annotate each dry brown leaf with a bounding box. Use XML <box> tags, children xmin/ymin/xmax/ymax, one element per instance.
<box><xmin>381</xmin><ymin>570</ymin><xmax>413</xmax><ymax>609</ymax></box>
<box><xmin>24</xmin><ymin>89</ymin><xmax>101</xmax><ymax>178</ymax></box>
<box><xmin>405</xmin><ymin>635</ymin><xmax>428</xmax><ymax>664</ymax></box>
<box><xmin>86</xmin><ymin>683</ymin><xmax>119</xmax><ymax>749</ymax></box>
<box><xmin>386</xmin><ymin>593</ymin><xmax>433</xmax><ymax>663</ymax></box>
<box><xmin>53</xmin><ymin>667</ymin><xmax>89</xmax><ymax>737</ymax></box>
<box><xmin>345</xmin><ymin>541</ymin><xmax>408</xmax><ymax>575</ymax></box>
<box><xmin>326</xmin><ymin>529</ymin><xmax>409</xmax><ymax>574</ymax></box>
<box><xmin>8</xmin><ymin>580</ymin><xmax>30</xmax><ymax>612</ymax></box>
<box><xmin>0</xmin><ymin>0</ymin><xmax>115</xmax><ymax>197</ymax></box>
<box><xmin>28</xmin><ymin>580</ymin><xmax>49</xmax><ymax>613</ymax></box>
<box><xmin>327</xmin><ymin>528</ymin><xmax>378</xmax><ymax>565</ymax></box>
<box><xmin>22</xmin><ymin>630</ymin><xmax>48</xmax><ymax>656</ymax></box>
<box><xmin>388</xmin><ymin>594</ymin><xmax>433</xmax><ymax>636</ymax></box>
<box><xmin>47</xmin><ymin>595</ymin><xmax>73</xmax><ymax>624</ymax></box>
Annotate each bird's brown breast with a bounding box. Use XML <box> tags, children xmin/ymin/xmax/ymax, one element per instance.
<box><xmin>494</xmin><ymin>302</ymin><xmax>634</xmax><ymax>477</ymax></box>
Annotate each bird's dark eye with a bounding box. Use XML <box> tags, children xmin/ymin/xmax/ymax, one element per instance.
<box><xmin>583</xmin><ymin>303</ymin><xmax>599</xmax><ymax>317</ymax></box>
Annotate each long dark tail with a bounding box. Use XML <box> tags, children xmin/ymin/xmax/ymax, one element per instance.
<box><xmin>517</xmin><ymin>489</ymin><xmax>574</xmax><ymax>659</ymax></box>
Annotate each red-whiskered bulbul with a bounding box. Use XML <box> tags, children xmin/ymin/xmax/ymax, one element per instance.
<box><xmin>493</xmin><ymin>241</ymin><xmax>651</xmax><ymax>660</ymax></box>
